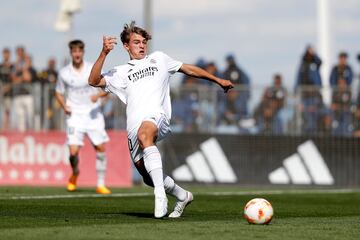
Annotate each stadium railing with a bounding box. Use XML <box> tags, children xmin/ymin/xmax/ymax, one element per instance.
<box><xmin>0</xmin><ymin>82</ymin><xmax>359</xmax><ymax>138</ymax></box>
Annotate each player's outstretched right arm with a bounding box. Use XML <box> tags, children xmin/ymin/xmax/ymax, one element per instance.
<box><xmin>179</xmin><ymin>64</ymin><xmax>234</xmax><ymax>93</ymax></box>
<box><xmin>88</xmin><ymin>36</ymin><xmax>117</xmax><ymax>88</ymax></box>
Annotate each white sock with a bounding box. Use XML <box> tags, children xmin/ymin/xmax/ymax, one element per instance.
<box><xmin>150</xmin><ymin>168</ymin><xmax>166</xmax><ymax>197</ymax></box>
<box><xmin>96</xmin><ymin>152</ymin><xmax>107</xmax><ymax>187</ymax></box>
<box><xmin>143</xmin><ymin>146</ymin><xmax>166</xmax><ymax>198</ymax></box>
<box><xmin>164</xmin><ymin>175</ymin><xmax>187</xmax><ymax>201</ymax></box>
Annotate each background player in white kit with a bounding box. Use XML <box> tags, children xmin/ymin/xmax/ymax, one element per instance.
<box><xmin>56</xmin><ymin>40</ymin><xmax>111</xmax><ymax>195</ymax></box>
<box><xmin>88</xmin><ymin>22</ymin><xmax>234</xmax><ymax>218</ymax></box>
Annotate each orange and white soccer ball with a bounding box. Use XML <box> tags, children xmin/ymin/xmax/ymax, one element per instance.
<box><xmin>244</xmin><ymin>198</ymin><xmax>273</xmax><ymax>224</ymax></box>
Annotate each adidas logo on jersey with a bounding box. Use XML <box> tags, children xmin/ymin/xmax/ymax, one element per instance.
<box><xmin>268</xmin><ymin>140</ymin><xmax>334</xmax><ymax>185</ymax></box>
<box><xmin>172</xmin><ymin>138</ymin><xmax>237</xmax><ymax>183</ymax></box>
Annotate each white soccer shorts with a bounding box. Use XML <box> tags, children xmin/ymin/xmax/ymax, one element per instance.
<box><xmin>127</xmin><ymin>113</ymin><xmax>171</xmax><ymax>163</ymax></box>
<box><xmin>66</xmin><ymin>112</ymin><xmax>109</xmax><ymax>146</ymax></box>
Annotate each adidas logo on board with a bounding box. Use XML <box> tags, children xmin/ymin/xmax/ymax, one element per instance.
<box><xmin>172</xmin><ymin>138</ymin><xmax>237</xmax><ymax>183</ymax></box>
<box><xmin>268</xmin><ymin>140</ymin><xmax>334</xmax><ymax>185</ymax></box>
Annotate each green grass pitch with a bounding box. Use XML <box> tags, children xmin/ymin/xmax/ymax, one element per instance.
<box><xmin>0</xmin><ymin>186</ymin><xmax>359</xmax><ymax>240</ymax></box>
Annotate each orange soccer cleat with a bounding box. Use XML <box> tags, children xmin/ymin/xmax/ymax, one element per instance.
<box><xmin>67</xmin><ymin>175</ymin><xmax>78</xmax><ymax>192</ymax></box>
<box><xmin>96</xmin><ymin>186</ymin><xmax>112</xmax><ymax>195</ymax></box>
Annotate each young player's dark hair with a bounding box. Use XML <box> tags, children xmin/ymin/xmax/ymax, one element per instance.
<box><xmin>338</xmin><ymin>52</ymin><xmax>348</xmax><ymax>58</ymax></box>
<box><xmin>120</xmin><ymin>21</ymin><xmax>152</xmax><ymax>44</ymax></box>
<box><xmin>68</xmin><ymin>39</ymin><xmax>85</xmax><ymax>50</ymax></box>
<box><xmin>2</xmin><ymin>47</ymin><xmax>10</xmax><ymax>53</ymax></box>
<box><xmin>274</xmin><ymin>73</ymin><xmax>282</xmax><ymax>80</ymax></box>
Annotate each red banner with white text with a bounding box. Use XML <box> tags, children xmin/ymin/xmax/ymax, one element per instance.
<box><xmin>0</xmin><ymin>131</ymin><xmax>132</xmax><ymax>187</ymax></box>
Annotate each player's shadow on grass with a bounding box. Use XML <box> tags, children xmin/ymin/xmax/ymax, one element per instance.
<box><xmin>102</xmin><ymin>212</ymin><xmax>154</xmax><ymax>219</ymax></box>
<box><xmin>121</xmin><ymin>212</ymin><xmax>154</xmax><ymax>219</ymax></box>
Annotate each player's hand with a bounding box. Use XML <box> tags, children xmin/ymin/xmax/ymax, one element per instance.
<box><xmin>219</xmin><ymin>79</ymin><xmax>234</xmax><ymax>93</ymax></box>
<box><xmin>90</xmin><ymin>94</ymin><xmax>99</xmax><ymax>103</ymax></box>
<box><xmin>64</xmin><ymin>105</ymin><xmax>72</xmax><ymax>115</ymax></box>
<box><xmin>102</xmin><ymin>36</ymin><xmax>117</xmax><ymax>55</ymax></box>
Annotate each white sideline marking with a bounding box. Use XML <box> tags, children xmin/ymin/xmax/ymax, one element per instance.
<box><xmin>203</xmin><ymin>189</ymin><xmax>357</xmax><ymax>196</ymax></box>
<box><xmin>0</xmin><ymin>189</ymin><xmax>357</xmax><ymax>200</ymax></box>
<box><xmin>0</xmin><ymin>192</ymin><xmax>152</xmax><ymax>200</ymax></box>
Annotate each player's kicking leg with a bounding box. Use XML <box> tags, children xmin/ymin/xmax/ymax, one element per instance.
<box><xmin>143</xmin><ymin>145</ymin><xmax>168</xmax><ymax>218</ymax></box>
<box><xmin>134</xmin><ymin>157</ymin><xmax>167</xmax><ymax>218</ymax></box>
<box><xmin>137</xmin><ymin>122</ymin><xmax>168</xmax><ymax>218</ymax></box>
<box><xmin>135</xmin><ymin>159</ymin><xmax>193</xmax><ymax>218</ymax></box>
<box><xmin>164</xmin><ymin>175</ymin><xmax>194</xmax><ymax>218</ymax></box>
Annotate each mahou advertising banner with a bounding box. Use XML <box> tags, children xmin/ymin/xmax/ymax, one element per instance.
<box><xmin>0</xmin><ymin>131</ymin><xmax>132</xmax><ymax>187</ymax></box>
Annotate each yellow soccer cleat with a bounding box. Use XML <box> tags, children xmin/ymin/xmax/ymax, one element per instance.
<box><xmin>67</xmin><ymin>175</ymin><xmax>78</xmax><ymax>192</ymax></box>
<box><xmin>96</xmin><ymin>186</ymin><xmax>112</xmax><ymax>195</ymax></box>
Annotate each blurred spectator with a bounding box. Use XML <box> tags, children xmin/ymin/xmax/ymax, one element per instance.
<box><xmin>352</xmin><ymin>54</ymin><xmax>360</xmax><ymax>137</ymax></box>
<box><xmin>38</xmin><ymin>57</ymin><xmax>59</xmax><ymax>129</ymax></box>
<box><xmin>176</xmin><ymin>78</ymin><xmax>201</xmax><ymax>132</ymax></box>
<box><xmin>331</xmin><ymin>78</ymin><xmax>352</xmax><ymax>136</ymax></box>
<box><xmin>198</xmin><ymin>62</ymin><xmax>221</xmax><ymax>131</ymax></box>
<box><xmin>0</xmin><ymin>47</ymin><xmax>14</xmax><ymax>130</ymax></box>
<box><xmin>296</xmin><ymin>45</ymin><xmax>322</xmax><ymax>88</ymax></box>
<box><xmin>353</xmin><ymin>95</ymin><xmax>360</xmax><ymax>137</ymax></box>
<box><xmin>171</xmin><ymin>91</ymin><xmax>187</xmax><ymax>132</ymax></box>
<box><xmin>218</xmin><ymin>90</ymin><xmax>243</xmax><ymax>126</ymax></box>
<box><xmin>12</xmin><ymin>46</ymin><xmax>37</xmax><ymax>131</ymax></box>
<box><xmin>38</xmin><ymin>58</ymin><xmax>58</xmax><ymax>84</ymax></box>
<box><xmin>317</xmin><ymin>110</ymin><xmax>333</xmax><ymax>136</ymax></box>
<box><xmin>299</xmin><ymin>95</ymin><xmax>329</xmax><ymax>135</ymax></box>
<box><xmin>254</xmin><ymin>74</ymin><xmax>286</xmax><ymax>134</ymax></box>
<box><xmin>352</xmin><ymin>113</ymin><xmax>360</xmax><ymax>137</ymax></box>
<box><xmin>265</xmin><ymin>74</ymin><xmax>287</xmax><ymax>110</ymax></box>
<box><xmin>223</xmin><ymin>54</ymin><xmax>250</xmax><ymax>118</ymax></box>
<box><xmin>223</xmin><ymin>54</ymin><xmax>250</xmax><ymax>85</ymax></box>
<box><xmin>330</xmin><ymin>52</ymin><xmax>353</xmax><ymax>87</ymax></box>
<box><xmin>295</xmin><ymin>45</ymin><xmax>323</xmax><ymax>134</ymax></box>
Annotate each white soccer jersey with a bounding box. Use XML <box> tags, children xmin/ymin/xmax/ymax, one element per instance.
<box><xmin>103</xmin><ymin>51</ymin><xmax>182</xmax><ymax>132</ymax></box>
<box><xmin>56</xmin><ymin>61</ymin><xmax>101</xmax><ymax>114</ymax></box>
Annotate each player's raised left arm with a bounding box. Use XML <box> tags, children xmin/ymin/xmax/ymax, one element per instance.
<box><xmin>179</xmin><ymin>63</ymin><xmax>234</xmax><ymax>92</ymax></box>
<box><xmin>89</xmin><ymin>36</ymin><xmax>117</xmax><ymax>87</ymax></box>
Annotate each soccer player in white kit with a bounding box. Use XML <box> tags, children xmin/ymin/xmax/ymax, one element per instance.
<box><xmin>55</xmin><ymin>40</ymin><xmax>111</xmax><ymax>194</ymax></box>
<box><xmin>88</xmin><ymin>22</ymin><xmax>234</xmax><ymax>218</ymax></box>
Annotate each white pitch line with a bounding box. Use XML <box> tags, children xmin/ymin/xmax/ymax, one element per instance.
<box><xmin>200</xmin><ymin>188</ymin><xmax>359</xmax><ymax>196</ymax></box>
<box><xmin>0</xmin><ymin>192</ymin><xmax>152</xmax><ymax>200</ymax></box>
<box><xmin>0</xmin><ymin>189</ymin><xmax>358</xmax><ymax>201</ymax></box>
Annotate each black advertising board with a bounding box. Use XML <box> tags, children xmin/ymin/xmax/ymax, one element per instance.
<box><xmin>162</xmin><ymin>134</ymin><xmax>360</xmax><ymax>187</ymax></box>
